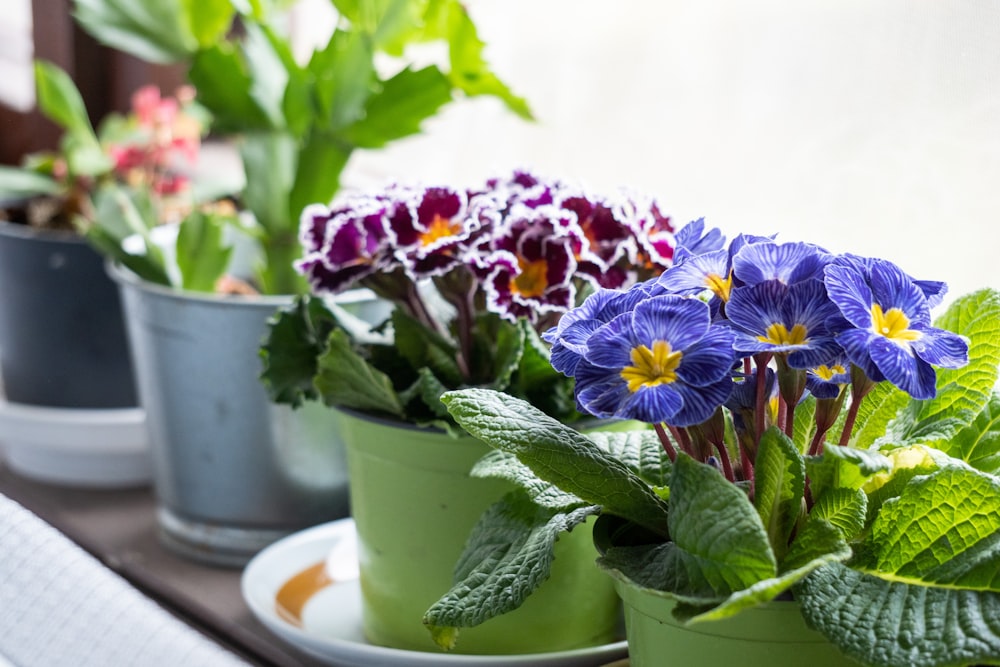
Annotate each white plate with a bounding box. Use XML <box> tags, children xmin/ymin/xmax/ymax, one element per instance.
<box><xmin>241</xmin><ymin>519</ymin><xmax>629</xmax><ymax>667</ymax></box>
<box><xmin>0</xmin><ymin>396</ymin><xmax>150</xmax><ymax>487</ymax></box>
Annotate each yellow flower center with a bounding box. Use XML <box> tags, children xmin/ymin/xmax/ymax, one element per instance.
<box><xmin>512</xmin><ymin>259</ymin><xmax>549</xmax><ymax>298</ymax></box>
<box><xmin>620</xmin><ymin>341</ymin><xmax>683</xmax><ymax>393</ymax></box>
<box><xmin>870</xmin><ymin>304</ymin><xmax>921</xmax><ymax>343</ymax></box>
<box><xmin>757</xmin><ymin>322</ymin><xmax>809</xmax><ymax>346</ymax></box>
<box><xmin>704</xmin><ymin>271</ymin><xmax>733</xmax><ymax>301</ymax></box>
<box><xmin>420</xmin><ymin>214</ymin><xmax>461</xmax><ymax>246</ymax></box>
<box><xmin>813</xmin><ymin>363</ymin><xmax>846</xmax><ymax>381</ymax></box>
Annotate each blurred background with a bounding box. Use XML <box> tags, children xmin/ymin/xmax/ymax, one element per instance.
<box><xmin>2</xmin><ymin>0</ymin><xmax>998</xmax><ymax>302</ymax></box>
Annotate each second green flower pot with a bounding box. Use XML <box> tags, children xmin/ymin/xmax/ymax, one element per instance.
<box><xmin>337</xmin><ymin>408</ymin><xmax>621</xmax><ymax>655</ymax></box>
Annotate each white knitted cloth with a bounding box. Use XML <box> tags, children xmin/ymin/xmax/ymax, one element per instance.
<box><xmin>0</xmin><ymin>494</ymin><xmax>248</xmax><ymax>667</ymax></box>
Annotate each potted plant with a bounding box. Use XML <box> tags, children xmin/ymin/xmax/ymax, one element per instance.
<box><xmin>259</xmin><ymin>169</ymin><xmax>679</xmax><ymax>653</ymax></box>
<box><xmin>0</xmin><ymin>61</ymin><xmax>207</xmax><ymax>487</ymax></box>
<box><xmin>60</xmin><ymin>0</ymin><xmax>533</xmax><ymax>564</ymax></box>
<box><xmin>425</xmin><ymin>221</ymin><xmax>1000</xmax><ymax>666</ymax></box>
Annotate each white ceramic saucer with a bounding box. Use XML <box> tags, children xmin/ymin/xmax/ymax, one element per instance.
<box><xmin>241</xmin><ymin>518</ymin><xmax>629</xmax><ymax>667</ymax></box>
<box><xmin>0</xmin><ymin>396</ymin><xmax>150</xmax><ymax>487</ymax></box>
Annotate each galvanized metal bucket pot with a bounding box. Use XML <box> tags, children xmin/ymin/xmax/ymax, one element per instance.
<box><xmin>110</xmin><ymin>262</ymin><xmax>385</xmax><ymax>566</ymax></box>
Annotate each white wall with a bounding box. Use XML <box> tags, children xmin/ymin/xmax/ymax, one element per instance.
<box><xmin>339</xmin><ymin>1</ymin><xmax>1000</xmax><ymax>306</ymax></box>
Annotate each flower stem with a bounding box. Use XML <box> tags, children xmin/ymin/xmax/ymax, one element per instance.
<box><xmin>713</xmin><ymin>440</ymin><xmax>736</xmax><ymax>482</ymax></box>
<box><xmin>653</xmin><ymin>423</ymin><xmax>677</xmax><ymax>462</ymax></box>
<box><xmin>668</xmin><ymin>424</ymin><xmax>695</xmax><ymax>458</ymax></box>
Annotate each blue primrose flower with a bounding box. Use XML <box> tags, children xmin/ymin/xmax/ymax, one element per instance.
<box><xmin>572</xmin><ymin>295</ymin><xmax>736</xmax><ymax>426</ymax></box>
<box><xmin>805</xmin><ymin>357</ymin><xmax>851</xmax><ymax>399</ymax></box>
<box><xmin>726</xmin><ymin>278</ymin><xmax>844</xmax><ymax>369</ymax></box>
<box><xmin>543</xmin><ymin>281</ymin><xmax>656</xmax><ymax>376</ymax></box>
<box><xmin>824</xmin><ymin>256</ymin><xmax>969</xmax><ymax>400</ymax></box>
<box><xmin>731</xmin><ymin>240</ymin><xmax>830</xmax><ymax>287</ymax></box>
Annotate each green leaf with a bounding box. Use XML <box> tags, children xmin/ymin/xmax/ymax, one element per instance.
<box><xmin>850</xmin><ymin>378</ymin><xmax>909</xmax><ymax>449</ymax></box>
<box><xmin>189</xmin><ymin>44</ymin><xmax>274</xmax><ymax>133</ymax></box>
<box><xmin>471</xmin><ymin>450</ymin><xmax>586</xmax><ymax>511</ymax></box>
<box><xmin>242</xmin><ymin>23</ymin><xmax>291</xmax><ymax>129</ymax></box>
<box><xmin>315</xmin><ymin>328</ymin><xmax>405</xmax><ymax>417</ymax></box>
<box><xmin>805</xmin><ymin>444</ymin><xmax>892</xmax><ymax>501</ymax></box>
<box><xmin>259</xmin><ymin>296</ymin><xmax>339</xmax><ymax>407</ymax></box>
<box><xmin>239</xmin><ymin>131</ymin><xmax>296</xmax><ymax>234</ymax></box>
<box><xmin>310</xmin><ymin>29</ymin><xmax>376</xmax><ymax>131</ymax></box>
<box><xmin>780</xmin><ymin>516</ymin><xmax>853</xmax><ymax>573</ymax></box>
<box><xmin>790</xmin><ymin>393</ymin><xmax>816</xmax><ymax>453</ymax></box>
<box><xmin>753</xmin><ymin>427</ymin><xmax>805</xmax><ymax>561</ymax></box>
<box><xmin>586</xmin><ymin>429</ymin><xmax>672</xmax><ymax>488</ymax></box>
<box><xmin>442</xmin><ymin>388</ymin><xmax>670</xmax><ymax>535</ymax></box>
<box><xmin>798</xmin><ymin>563</ymin><xmax>1000</xmax><ymax>667</ymax></box>
<box><xmin>808</xmin><ymin>487</ymin><xmax>868</xmax><ymax>542</ymax></box>
<box><xmin>665</xmin><ymin>454</ymin><xmax>777</xmax><ymax>595</ymax></box>
<box><xmin>287</xmin><ymin>133</ymin><xmax>351</xmax><ymax>228</ymax></box>
<box><xmin>855</xmin><ymin>466</ymin><xmax>1000</xmax><ymax>589</ymax></box>
<box><xmin>412</xmin><ymin>367</ymin><xmax>451</xmax><ymax>418</ymax></box>
<box><xmin>175</xmin><ymin>210</ymin><xmax>234</xmax><ymax>292</ymax></box>
<box><xmin>444</xmin><ymin>2</ymin><xmax>532</xmax><ymax>120</ymax></box>
<box><xmin>33</xmin><ymin>61</ymin><xmax>98</xmax><ymax>142</ymax></box>
<box><xmin>83</xmin><ymin>184</ymin><xmax>170</xmax><ymax>285</ymax></box>
<box><xmin>939</xmin><ymin>391</ymin><xmax>1000</xmax><ymax>474</ymax></box>
<box><xmin>0</xmin><ymin>167</ymin><xmax>60</xmax><ymax>199</ymax></box>
<box><xmin>487</xmin><ymin>318</ymin><xmax>524</xmax><ymax>392</ymax></box>
<box><xmin>423</xmin><ymin>493</ymin><xmax>599</xmax><ymax>649</ymax></box>
<box><xmin>887</xmin><ymin>289</ymin><xmax>1000</xmax><ymax>446</ymax></box>
<box><xmin>340</xmin><ymin>66</ymin><xmax>453</xmax><ymax>149</ymax></box>
<box><xmin>392</xmin><ymin>309</ymin><xmax>462</xmax><ymax>387</ymax></box>
<box><xmin>685</xmin><ymin>538</ymin><xmax>849</xmax><ymax>624</ymax></box>
<box><xmin>180</xmin><ymin>0</ymin><xmax>234</xmax><ymax>47</ymax></box>
<box><xmin>73</xmin><ymin>0</ymin><xmax>199</xmax><ymax>63</ymax></box>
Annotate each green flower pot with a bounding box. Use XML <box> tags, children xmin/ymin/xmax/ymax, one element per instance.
<box><xmin>337</xmin><ymin>408</ymin><xmax>622</xmax><ymax>655</ymax></box>
<box><xmin>613</xmin><ymin>578</ymin><xmax>855</xmax><ymax>666</ymax></box>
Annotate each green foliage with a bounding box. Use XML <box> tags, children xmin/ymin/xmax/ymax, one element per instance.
<box><xmin>421</xmin><ymin>287</ymin><xmax>1000</xmax><ymax>666</ymax></box>
<box><xmin>175</xmin><ymin>210</ymin><xmax>235</xmax><ymax>291</ymax></box>
<box><xmin>71</xmin><ymin>0</ymin><xmax>532</xmax><ymax>295</ymax></box>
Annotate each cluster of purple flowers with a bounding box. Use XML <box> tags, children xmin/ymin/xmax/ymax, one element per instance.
<box><xmin>296</xmin><ymin>170</ymin><xmax>677</xmax><ymax>364</ymax></box>
<box><xmin>544</xmin><ymin>219</ymin><xmax>969</xmax><ymax>479</ymax></box>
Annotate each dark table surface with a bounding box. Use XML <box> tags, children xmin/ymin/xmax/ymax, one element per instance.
<box><xmin>0</xmin><ymin>465</ymin><xmax>328</xmax><ymax>666</ymax></box>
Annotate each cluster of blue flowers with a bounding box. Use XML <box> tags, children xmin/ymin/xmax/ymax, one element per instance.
<box><xmin>544</xmin><ymin>220</ymin><xmax>969</xmax><ymax>476</ymax></box>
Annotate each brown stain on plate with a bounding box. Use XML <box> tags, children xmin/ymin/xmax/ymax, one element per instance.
<box><xmin>275</xmin><ymin>561</ymin><xmax>332</xmax><ymax>626</ymax></box>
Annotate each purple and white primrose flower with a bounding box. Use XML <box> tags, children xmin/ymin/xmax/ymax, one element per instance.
<box><xmin>292</xmin><ymin>170</ymin><xmax>681</xmax><ymax>396</ymax></box>
<box><xmin>823</xmin><ymin>255</ymin><xmax>969</xmax><ymax>400</ymax></box>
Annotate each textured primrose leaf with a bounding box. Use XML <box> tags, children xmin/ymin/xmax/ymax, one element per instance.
<box><xmin>805</xmin><ymin>444</ymin><xmax>892</xmax><ymax>501</ymax></box>
<box><xmin>392</xmin><ymin>309</ymin><xmax>462</xmax><ymax>387</ymax></box>
<box><xmin>423</xmin><ymin>493</ymin><xmax>599</xmax><ymax>649</ymax></box>
<box><xmin>259</xmin><ymin>296</ymin><xmax>338</xmax><ymax>407</ymax></box>
<box><xmin>855</xmin><ymin>467</ymin><xmax>1000</xmax><ymax>588</ymax></box>
<box><xmin>315</xmin><ymin>328</ymin><xmax>405</xmax><ymax>417</ymax></box>
<box><xmin>442</xmin><ymin>388</ymin><xmax>670</xmax><ymax>535</ymax></box>
<box><xmin>798</xmin><ymin>563</ymin><xmax>1000</xmax><ymax>667</ymax></box>
<box><xmin>412</xmin><ymin>367</ymin><xmax>452</xmax><ymax>418</ymax></box>
<box><xmin>851</xmin><ymin>379</ymin><xmax>910</xmax><ymax>450</ymax></box>
<box><xmin>781</xmin><ymin>516</ymin><xmax>853</xmax><ymax>574</ymax></box>
<box><xmin>753</xmin><ymin>427</ymin><xmax>805</xmax><ymax>561</ymax></box>
<box><xmin>808</xmin><ymin>487</ymin><xmax>868</xmax><ymax>542</ymax></box>
<box><xmin>586</xmin><ymin>429</ymin><xmax>672</xmax><ymax>488</ymax></box>
<box><xmin>486</xmin><ymin>318</ymin><xmax>523</xmax><ymax>392</ymax></box>
<box><xmin>791</xmin><ymin>393</ymin><xmax>817</xmax><ymax>453</ymax></box>
<box><xmin>934</xmin><ymin>391</ymin><xmax>1000</xmax><ymax>475</ymax></box>
<box><xmin>887</xmin><ymin>289</ymin><xmax>1000</xmax><ymax>446</ymax></box>
<box><xmin>666</xmin><ymin>454</ymin><xmax>778</xmax><ymax>593</ymax></box>
<box><xmin>472</xmin><ymin>450</ymin><xmax>585</xmax><ymax>510</ymax></box>
<box><xmin>685</xmin><ymin>533</ymin><xmax>850</xmax><ymax>624</ymax></box>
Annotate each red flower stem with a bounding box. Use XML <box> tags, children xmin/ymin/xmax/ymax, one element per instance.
<box><xmin>653</xmin><ymin>423</ymin><xmax>677</xmax><ymax>462</ymax></box>
<box><xmin>740</xmin><ymin>446</ymin><xmax>754</xmax><ymax>483</ymax></box>
<box><xmin>713</xmin><ymin>440</ymin><xmax>736</xmax><ymax>482</ymax></box>
<box><xmin>808</xmin><ymin>427</ymin><xmax>829</xmax><ymax>457</ymax></box>
<box><xmin>837</xmin><ymin>395</ymin><xmax>864</xmax><ymax>448</ymax></box>
<box><xmin>668</xmin><ymin>424</ymin><xmax>694</xmax><ymax>458</ymax></box>
<box><xmin>753</xmin><ymin>353</ymin><xmax>772</xmax><ymax>446</ymax></box>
